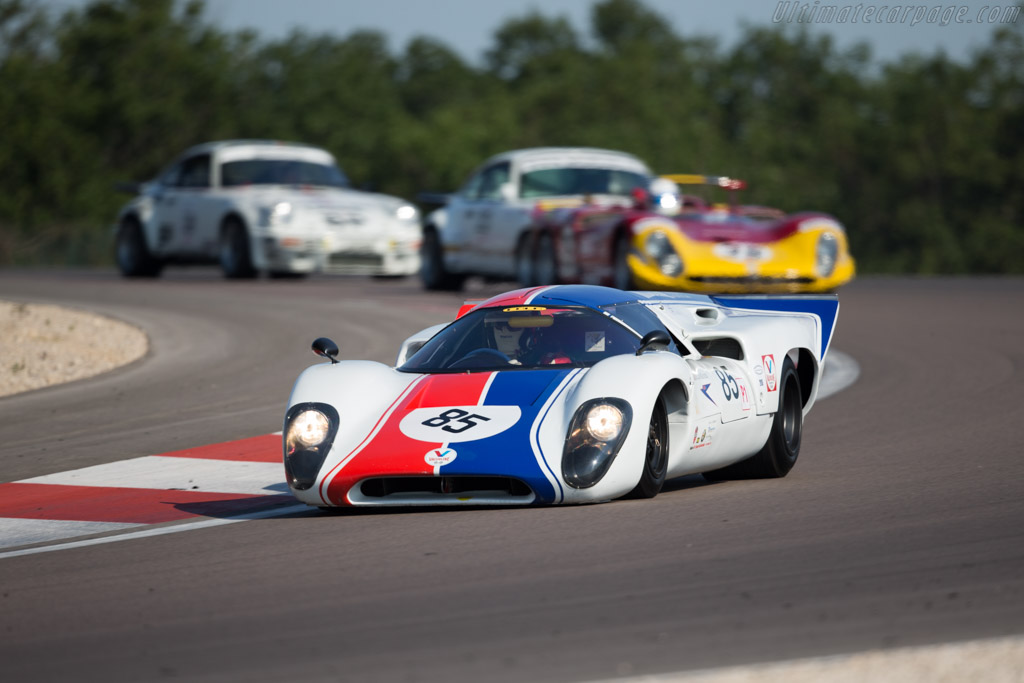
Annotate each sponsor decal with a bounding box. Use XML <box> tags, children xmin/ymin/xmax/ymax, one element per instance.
<box><xmin>754</xmin><ymin>364</ymin><xmax>763</xmax><ymax>375</ymax></box>
<box><xmin>585</xmin><ymin>331</ymin><xmax>605</xmax><ymax>353</ymax></box>
<box><xmin>399</xmin><ymin>405</ymin><xmax>521</xmax><ymax>443</ymax></box>
<box><xmin>762</xmin><ymin>354</ymin><xmax>777</xmax><ymax>392</ymax></box>
<box><xmin>739</xmin><ymin>381</ymin><xmax>751</xmax><ymax>411</ymax></box>
<box><xmin>700</xmin><ymin>383</ymin><xmax>717</xmax><ymax>406</ymax></box>
<box><xmin>503</xmin><ymin>306</ymin><xmax>545</xmax><ymax>312</ymax></box>
<box><xmin>425</xmin><ymin>447</ymin><xmax>457</xmax><ymax>467</ymax></box>
<box><xmin>690</xmin><ymin>422</ymin><xmax>715</xmax><ymax>450</ymax></box>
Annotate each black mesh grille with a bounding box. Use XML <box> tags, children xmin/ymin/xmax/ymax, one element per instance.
<box><xmin>359</xmin><ymin>476</ymin><xmax>532</xmax><ymax>498</ymax></box>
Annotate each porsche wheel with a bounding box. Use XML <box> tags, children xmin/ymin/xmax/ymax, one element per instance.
<box><xmin>613</xmin><ymin>235</ymin><xmax>636</xmax><ymax>290</ymax></box>
<box><xmin>626</xmin><ymin>396</ymin><xmax>668</xmax><ymax>498</ymax></box>
<box><xmin>420</xmin><ymin>227</ymin><xmax>465</xmax><ymax>291</ymax></box>
<box><xmin>703</xmin><ymin>357</ymin><xmax>802</xmax><ymax>480</ymax></box>
<box><xmin>115</xmin><ymin>217</ymin><xmax>163</xmax><ymax>278</ymax></box>
<box><xmin>220</xmin><ymin>217</ymin><xmax>257</xmax><ymax>279</ymax></box>
<box><xmin>533</xmin><ymin>233</ymin><xmax>558</xmax><ymax>286</ymax></box>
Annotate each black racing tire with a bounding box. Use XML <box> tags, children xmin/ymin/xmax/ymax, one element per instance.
<box><xmin>420</xmin><ymin>227</ymin><xmax>465</xmax><ymax>291</ymax></box>
<box><xmin>533</xmin><ymin>233</ymin><xmax>559</xmax><ymax>287</ymax></box>
<box><xmin>220</xmin><ymin>217</ymin><xmax>257</xmax><ymax>279</ymax></box>
<box><xmin>613</xmin><ymin>234</ymin><xmax>636</xmax><ymax>290</ymax></box>
<box><xmin>625</xmin><ymin>395</ymin><xmax>669</xmax><ymax>499</ymax></box>
<box><xmin>515</xmin><ymin>236</ymin><xmax>535</xmax><ymax>287</ymax></box>
<box><xmin>115</xmin><ymin>216</ymin><xmax>163</xmax><ymax>278</ymax></box>
<box><xmin>703</xmin><ymin>357</ymin><xmax>803</xmax><ymax>481</ymax></box>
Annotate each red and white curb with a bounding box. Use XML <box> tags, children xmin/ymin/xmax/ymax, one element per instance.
<box><xmin>0</xmin><ymin>433</ymin><xmax>306</xmax><ymax>559</ymax></box>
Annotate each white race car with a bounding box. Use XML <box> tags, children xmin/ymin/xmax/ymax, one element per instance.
<box><xmin>114</xmin><ymin>140</ymin><xmax>421</xmax><ymax>279</ymax></box>
<box><xmin>283</xmin><ymin>285</ymin><xmax>839</xmax><ymax>507</ymax></box>
<box><xmin>420</xmin><ymin>147</ymin><xmax>652</xmax><ymax>291</ymax></box>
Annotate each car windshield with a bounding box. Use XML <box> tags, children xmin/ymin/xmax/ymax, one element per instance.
<box><xmin>519</xmin><ymin>168</ymin><xmax>649</xmax><ymax>199</ymax></box>
<box><xmin>220</xmin><ymin>159</ymin><xmax>351</xmax><ymax>188</ymax></box>
<box><xmin>400</xmin><ymin>305</ymin><xmax>653</xmax><ymax>373</ymax></box>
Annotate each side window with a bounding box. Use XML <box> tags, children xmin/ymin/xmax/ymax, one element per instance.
<box><xmin>178</xmin><ymin>154</ymin><xmax>211</xmax><ymax>189</ymax></box>
<box><xmin>461</xmin><ymin>162</ymin><xmax>510</xmax><ymax>201</ymax></box>
<box><xmin>477</xmin><ymin>162</ymin><xmax>510</xmax><ymax>201</ymax></box>
<box><xmin>159</xmin><ymin>162</ymin><xmax>183</xmax><ymax>188</ymax></box>
<box><xmin>459</xmin><ymin>170</ymin><xmax>485</xmax><ymax>200</ymax></box>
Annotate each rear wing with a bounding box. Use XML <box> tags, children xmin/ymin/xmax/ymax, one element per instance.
<box><xmin>661</xmin><ymin>174</ymin><xmax>747</xmax><ymax>190</ymax></box>
<box><xmin>711</xmin><ymin>294</ymin><xmax>840</xmax><ymax>361</ymax></box>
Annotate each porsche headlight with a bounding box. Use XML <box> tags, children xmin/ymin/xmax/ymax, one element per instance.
<box><xmin>643</xmin><ymin>231</ymin><xmax>683</xmax><ymax>277</ymax></box>
<box><xmin>259</xmin><ymin>202</ymin><xmax>293</xmax><ymax>227</ymax></box>
<box><xmin>815</xmin><ymin>232</ymin><xmax>839</xmax><ymax>278</ymax></box>
<box><xmin>563</xmin><ymin>398</ymin><xmax>632</xmax><ymax>489</ymax></box>
<box><xmin>283</xmin><ymin>403</ymin><xmax>340</xmax><ymax>491</ymax></box>
<box><xmin>395</xmin><ymin>204</ymin><xmax>419</xmax><ymax>222</ymax></box>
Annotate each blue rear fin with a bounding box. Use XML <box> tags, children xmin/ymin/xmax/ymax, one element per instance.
<box><xmin>711</xmin><ymin>295</ymin><xmax>840</xmax><ymax>360</ymax></box>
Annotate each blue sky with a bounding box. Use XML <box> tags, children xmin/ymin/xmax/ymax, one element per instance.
<box><xmin>48</xmin><ymin>0</ymin><xmax>1015</xmax><ymax>64</ymax></box>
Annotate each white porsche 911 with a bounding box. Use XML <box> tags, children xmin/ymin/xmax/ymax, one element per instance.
<box><xmin>114</xmin><ymin>140</ymin><xmax>421</xmax><ymax>279</ymax></box>
<box><xmin>283</xmin><ymin>285</ymin><xmax>839</xmax><ymax>508</ymax></box>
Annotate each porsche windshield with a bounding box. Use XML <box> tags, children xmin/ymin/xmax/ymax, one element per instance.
<box><xmin>220</xmin><ymin>159</ymin><xmax>351</xmax><ymax>188</ymax></box>
<box><xmin>400</xmin><ymin>305</ymin><xmax>647</xmax><ymax>373</ymax></box>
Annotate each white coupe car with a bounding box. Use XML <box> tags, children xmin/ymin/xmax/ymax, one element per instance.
<box><xmin>114</xmin><ymin>140</ymin><xmax>421</xmax><ymax>278</ymax></box>
<box><xmin>420</xmin><ymin>147</ymin><xmax>652</xmax><ymax>291</ymax></box>
<box><xmin>283</xmin><ymin>284</ymin><xmax>839</xmax><ymax>507</ymax></box>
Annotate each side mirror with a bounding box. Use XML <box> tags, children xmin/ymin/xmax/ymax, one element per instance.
<box><xmin>636</xmin><ymin>330</ymin><xmax>671</xmax><ymax>355</ymax></box>
<box><xmin>312</xmin><ymin>337</ymin><xmax>339</xmax><ymax>364</ymax></box>
<box><xmin>499</xmin><ymin>182</ymin><xmax>517</xmax><ymax>202</ymax></box>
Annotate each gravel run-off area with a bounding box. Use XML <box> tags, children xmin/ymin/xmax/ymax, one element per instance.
<box><xmin>0</xmin><ymin>299</ymin><xmax>148</xmax><ymax>398</ymax></box>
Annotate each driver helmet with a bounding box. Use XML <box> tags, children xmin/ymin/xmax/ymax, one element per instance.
<box><xmin>649</xmin><ymin>178</ymin><xmax>681</xmax><ymax>216</ymax></box>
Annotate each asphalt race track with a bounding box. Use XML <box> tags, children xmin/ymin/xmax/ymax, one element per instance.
<box><xmin>1</xmin><ymin>269</ymin><xmax>1022</xmax><ymax>682</ymax></box>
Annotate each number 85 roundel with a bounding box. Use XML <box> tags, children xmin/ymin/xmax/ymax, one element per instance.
<box><xmin>282</xmin><ymin>284</ymin><xmax>839</xmax><ymax>508</ymax></box>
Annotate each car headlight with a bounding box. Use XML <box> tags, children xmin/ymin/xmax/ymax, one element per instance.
<box><xmin>395</xmin><ymin>204</ymin><xmax>419</xmax><ymax>222</ymax></box>
<box><xmin>259</xmin><ymin>202</ymin><xmax>293</xmax><ymax>227</ymax></box>
<box><xmin>643</xmin><ymin>231</ymin><xmax>684</xmax><ymax>277</ymax></box>
<box><xmin>815</xmin><ymin>232</ymin><xmax>838</xmax><ymax>278</ymax></box>
<box><xmin>283</xmin><ymin>403</ymin><xmax>340</xmax><ymax>490</ymax></box>
<box><xmin>562</xmin><ymin>398</ymin><xmax>632</xmax><ymax>489</ymax></box>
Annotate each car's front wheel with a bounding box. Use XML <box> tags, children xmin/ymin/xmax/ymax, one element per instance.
<box><xmin>115</xmin><ymin>217</ymin><xmax>163</xmax><ymax>278</ymax></box>
<box><xmin>220</xmin><ymin>217</ymin><xmax>257</xmax><ymax>279</ymax></box>
<box><xmin>625</xmin><ymin>395</ymin><xmax>668</xmax><ymax>498</ymax></box>
<box><xmin>703</xmin><ymin>357</ymin><xmax>803</xmax><ymax>480</ymax></box>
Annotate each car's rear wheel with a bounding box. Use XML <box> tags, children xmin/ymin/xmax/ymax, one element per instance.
<box><xmin>533</xmin><ymin>233</ymin><xmax>558</xmax><ymax>286</ymax></box>
<box><xmin>625</xmin><ymin>395</ymin><xmax>668</xmax><ymax>499</ymax></box>
<box><xmin>613</xmin><ymin>234</ymin><xmax>636</xmax><ymax>290</ymax></box>
<box><xmin>420</xmin><ymin>227</ymin><xmax>465</xmax><ymax>291</ymax></box>
<box><xmin>703</xmin><ymin>357</ymin><xmax>802</xmax><ymax>480</ymax></box>
<box><xmin>220</xmin><ymin>217</ymin><xmax>256</xmax><ymax>279</ymax></box>
<box><xmin>515</xmin><ymin>237</ymin><xmax>535</xmax><ymax>287</ymax></box>
<box><xmin>115</xmin><ymin>216</ymin><xmax>163</xmax><ymax>278</ymax></box>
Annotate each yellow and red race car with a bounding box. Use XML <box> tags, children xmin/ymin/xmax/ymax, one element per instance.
<box><xmin>520</xmin><ymin>174</ymin><xmax>855</xmax><ymax>293</ymax></box>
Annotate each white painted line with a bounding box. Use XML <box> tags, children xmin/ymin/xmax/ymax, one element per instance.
<box><xmin>0</xmin><ymin>517</ymin><xmax>141</xmax><ymax>549</ymax></box>
<box><xmin>596</xmin><ymin>634</ymin><xmax>1024</xmax><ymax>682</ymax></box>
<box><xmin>21</xmin><ymin>456</ymin><xmax>285</xmax><ymax>495</ymax></box>
<box><xmin>0</xmin><ymin>503</ymin><xmax>309</xmax><ymax>560</ymax></box>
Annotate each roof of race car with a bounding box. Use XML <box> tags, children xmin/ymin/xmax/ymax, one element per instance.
<box><xmin>180</xmin><ymin>139</ymin><xmax>332</xmax><ymax>157</ymax></box>
<box><xmin>464</xmin><ymin>285</ymin><xmax>716</xmax><ymax>316</ymax></box>
<box><xmin>480</xmin><ymin>147</ymin><xmax>652</xmax><ymax>174</ymax></box>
